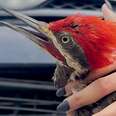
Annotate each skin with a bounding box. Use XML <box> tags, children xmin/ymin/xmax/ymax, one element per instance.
<box><xmin>58</xmin><ymin>4</ymin><xmax>116</xmax><ymax>116</ymax></box>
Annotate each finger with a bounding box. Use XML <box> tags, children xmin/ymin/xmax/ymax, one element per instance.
<box><xmin>57</xmin><ymin>72</ymin><xmax>116</xmax><ymax>112</ymax></box>
<box><xmin>85</xmin><ymin>62</ymin><xmax>116</xmax><ymax>83</ymax></box>
<box><xmin>67</xmin><ymin>111</ymin><xmax>76</xmax><ymax>116</ymax></box>
<box><xmin>56</xmin><ymin>80</ymin><xmax>80</xmax><ymax>97</ymax></box>
<box><xmin>56</xmin><ymin>79</ymin><xmax>86</xmax><ymax>97</ymax></box>
<box><xmin>56</xmin><ymin>87</ymin><xmax>66</xmax><ymax>97</ymax></box>
<box><xmin>93</xmin><ymin>101</ymin><xmax>116</xmax><ymax>116</ymax></box>
<box><xmin>104</xmin><ymin>0</ymin><xmax>112</xmax><ymax>10</ymax></box>
<box><xmin>102</xmin><ymin>3</ymin><xmax>116</xmax><ymax>21</ymax></box>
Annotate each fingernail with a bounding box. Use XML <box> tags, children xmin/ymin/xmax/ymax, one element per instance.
<box><xmin>57</xmin><ymin>100</ymin><xmax>70</xmax><ymax>112</ymax></box>
<box><xmin>56</xmin><ymin>87</ymin><xmax>66</xmax><ymax>97</ymax></box>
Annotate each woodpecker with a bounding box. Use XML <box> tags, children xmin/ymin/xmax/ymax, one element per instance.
<box><xmin>0</xmin><ymin>6</ymin><xmax>116</xmax><ymax>89</ymax></box>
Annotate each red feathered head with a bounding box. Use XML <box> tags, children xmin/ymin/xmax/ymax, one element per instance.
<box><xmin>49</xmin><ymin>15</ymin><xmax>116</xmax><ymax>71</ymax></box>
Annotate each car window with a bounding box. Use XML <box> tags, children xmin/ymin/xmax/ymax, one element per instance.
<box><xmin>0</xmin><ymin>27</ymin><xmax>55</xmax><ymax>63</ymax></box>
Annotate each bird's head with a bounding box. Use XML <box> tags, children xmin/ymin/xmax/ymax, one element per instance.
<box><xmin>49</xmin><ymin>15</ymin><xmax>91</xmax><ymax>76</ymax></box>
<box><xmin>1</xmin><ymin>8</ymin><xmax>116</xmax><ymax>78</ymax></box>
<box><xmin>49</xmin><ymin>15</ymin><xmax>116</xmax><ymax>76</ymax></box>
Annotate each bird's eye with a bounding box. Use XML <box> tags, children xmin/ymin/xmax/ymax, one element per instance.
<box><xmin>61</xmin><ymin>36</ymin><xmax>70</xmax><ymax>44</ymax></box>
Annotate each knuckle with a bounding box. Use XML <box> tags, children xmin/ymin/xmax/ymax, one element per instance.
<box><xmin>94</xmin><ymin>72</ymin><xmax>116</xmax><ymax>94</ymax></box>
<box><xmin>94</xmin><ymin>77</ymin><xmax>111</xmax><ymax>93</ymax></box>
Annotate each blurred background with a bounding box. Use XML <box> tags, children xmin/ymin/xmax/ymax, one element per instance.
<box><xmin>0</xmin><ymin>0</ymin><xmax>115</xmax><ymax>115</ymax></box>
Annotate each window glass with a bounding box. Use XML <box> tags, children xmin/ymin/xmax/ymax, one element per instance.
<box><xmin>0</xmin><ymin>0</ymin><xmax>46</xmax><ymax>10</ymax></box>
<box><xmin>0</xmin><ymin>27</ymin><xmax>55</xmax><ymax>63</ymax></box>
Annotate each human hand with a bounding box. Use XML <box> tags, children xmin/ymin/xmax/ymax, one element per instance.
<box><xmin>56</xmin><ymin>2</ymin><xmax>116</xmax><ymax>116</ymax></box>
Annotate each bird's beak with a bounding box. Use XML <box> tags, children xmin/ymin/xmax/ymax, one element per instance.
<box><xmin>0</xmin><ymin>8</ymin><xmax>65</xmax><ymax>62</ymax></box>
